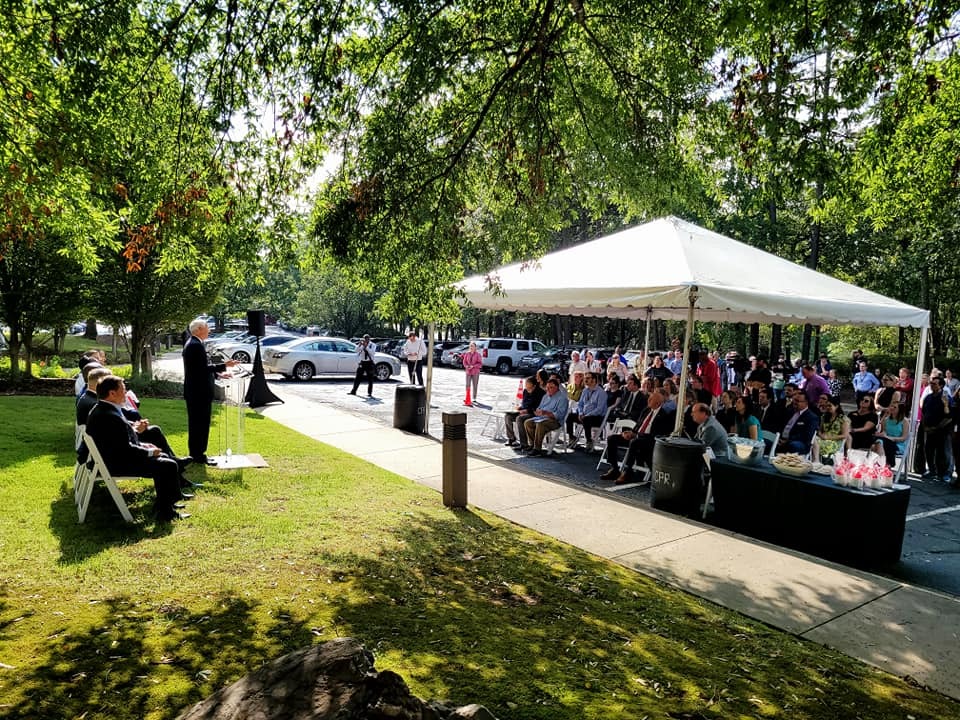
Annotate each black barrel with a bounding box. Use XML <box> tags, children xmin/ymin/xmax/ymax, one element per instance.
<box><xmin>393</xmin><ymin>384</ymin><xmax>427</xmax><ymax>434</ymax></box>
<box><xmin>650</xmin><ymin>436</ymin><xmax>706</xmax><ymax>516</ymax></box>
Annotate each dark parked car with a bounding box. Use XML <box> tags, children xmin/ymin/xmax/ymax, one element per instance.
<box><xmin>433</xmin><ymin>340</ymin><xmax>467</xmax><ymax>366</ymax></box>
<box><xmin>519</xmin><ymin>346</ymin><xmax>578</xmax><ymax>377</ymax></box>
<box><xmin>537</xmin><ymin>345</ymin><xmax>586</xmax><ymax>381</ymax></box>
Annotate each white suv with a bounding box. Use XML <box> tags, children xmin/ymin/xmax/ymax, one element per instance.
<box><xmin>481</xmin><ymin>337</ymin><xmax>548</xmax><ymax>375</ymax></box>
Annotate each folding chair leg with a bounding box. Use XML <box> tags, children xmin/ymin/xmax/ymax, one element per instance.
<box><xmin>103</xmin><ymin>478</ymin><xmax>134</xmax><ymax>522</ymax></box>
<box><xmin>702</xmin><ymin>476</ymin><xmax>713</xmax><ymax>520</ymax></box>
<box><xmin>596</xmin><ymin>444</ymin><xmax>610</xmax><ymax>470</ymax></box>
<box><xmin>77</xmin><ymin>473</ymin><xmax>95</xmax><ymax>523</ymax></box>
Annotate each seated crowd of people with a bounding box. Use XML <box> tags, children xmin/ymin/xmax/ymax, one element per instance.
<box><xmin>500</xmin><ymin>346</ymin><xmax>960</xmax><ymax>489</ymax></box>
<box><xmin>75</xmin><ymin>350</ymin><xmax>197</xmax><ymax>522</ymax></box>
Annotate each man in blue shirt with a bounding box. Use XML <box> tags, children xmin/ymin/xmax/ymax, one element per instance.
<box><xmin>568</xmin><ymin>372</ymin><xmax>608</xmax><ymax>451</ymax></box>
<box><xmin>852</xmin><ymin>360</ymin><xmax>880</xmax><ymax>403</ymax></box>
<box><xmin>665</xmin><ymin>351</ymin><xmax>683</xmax><ymax>377</ymax></box>
<box><xmin>523</xmin><ymin>378</ymin><xmax>569</xmax><ymax>457</ymax></box>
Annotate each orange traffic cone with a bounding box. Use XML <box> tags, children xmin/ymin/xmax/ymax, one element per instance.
<box><xmin>464</xmin><ymin>386</ymin><xmax>472</xmax><ymax>406</ymax></box>
<box><xmin>516</xmin><ymin>379</ymin><xmax>524</xmax><ymax>401</ymax></box>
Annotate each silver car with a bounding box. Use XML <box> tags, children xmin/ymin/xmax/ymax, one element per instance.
<box><xmin>210</xmin><ymin>334</ymin><xmax>300</xmax><ymax>363</ymax></box>
<box><xmin>262</xmin><ymin>337</ymin><xmax>401</xmax><ymax>381</ymax></box>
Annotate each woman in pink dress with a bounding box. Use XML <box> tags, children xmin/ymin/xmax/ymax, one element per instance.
<box><xmin>461</xmin><ymin>341</ymin><xmax>483</xmax><ymax>405</ymax></box>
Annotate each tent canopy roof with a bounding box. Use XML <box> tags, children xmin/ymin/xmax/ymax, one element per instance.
<box><xmin>457</xmin><ymin>216</ymin><xmax>929</xmax><ymax>328</ymax></box>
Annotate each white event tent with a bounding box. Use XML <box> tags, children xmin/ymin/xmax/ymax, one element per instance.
<box><xmin>457</xmin><ymin>216</ymin><xmax>930</xmax><ymax>474</ymax></box>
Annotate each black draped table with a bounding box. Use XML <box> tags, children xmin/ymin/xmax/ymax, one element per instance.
<box><xmin>710</xmin><ymin>458</ymin><xmax>911</xmax><ymax>566</ymax></box>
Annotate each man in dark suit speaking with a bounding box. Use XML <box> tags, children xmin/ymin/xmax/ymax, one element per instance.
<box><xmin>183</xmin><ymin>319</ymin><xmax>237</xmax><ymax>464</ymax></box>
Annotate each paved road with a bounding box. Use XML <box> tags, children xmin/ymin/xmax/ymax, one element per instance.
<box><xmin>155</xmin><ymin>353</ymin><xmax>960</xmax><ymax>597</ymax></box>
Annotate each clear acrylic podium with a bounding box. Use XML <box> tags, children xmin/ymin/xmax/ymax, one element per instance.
<box><xmin>212</xmin><ymin>369</ymin><xmax>267</xmax><ymax>468</ymax></box>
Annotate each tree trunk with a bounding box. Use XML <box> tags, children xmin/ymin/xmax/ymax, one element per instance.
<box><xmin>84</xmin><ymin>318</ymin><xmax>98</xmax><ymax>340</ymax></box>
<box><xmin>749</xmin><ymin>323</ymin><xmax>760</xmax><ymax>357</ymax></box>
<box><xmin>53</xmin><ymin>327</ymin><xmax>66</xmax><ymax>355</ymax></box>
<box><xmin>770</xmin><ymin>324</ymin><xmax>782</xmax><ymax>360</ymax></box>
<box><xmin>22</xmin><ymin>340</ymin><xmax>34</xmax><ymax>378</ymax></box>
<box><xmin>801</xmin><ymin>324</ymin><xmax>812</xmax><ymax>363</ymax></box>
<box><xmin>733</xmin><ymin>323</ymin><xmax>746</xmax><ymax>356</ymax></box>
<box><xmin>8</xmin><ymin>336</ymin><xmax>21</xmax><ymax>382</ymax></box>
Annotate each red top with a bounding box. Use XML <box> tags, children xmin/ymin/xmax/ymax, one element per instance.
<box><xmin>698</xmin><ymin>358</ymin><xmax>722</xmax><ymax>398</ymax></box>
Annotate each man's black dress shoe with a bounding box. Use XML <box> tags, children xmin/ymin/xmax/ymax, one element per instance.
<box><xmin>156</xmin><ymin>508</ymin><xmax>190</xmax><ymax>522</ymax></box>
<box><xmin>175</xmin><ymin>456</ymin><xmax>193</xmax><ymax>471</ymax></box>
<box><xmin>173</xmin><ymin>502</ymin><xmax>187</xmax><ymax>509</ymax></box>
<box><xmin>205</xmin><ymin>457</ymin><xmax>218</xmax><ymax>466</ymax></box>
<box><xmin>179</xmin><ymin>491</ymin><xmax>195</xmax><ymax>500</ymax></box>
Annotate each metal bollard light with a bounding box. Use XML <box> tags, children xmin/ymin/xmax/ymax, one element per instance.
<box><xmin>442</xmin><ymin>411</ymin><xmax>468</xmax><ymax>508</ymax></box>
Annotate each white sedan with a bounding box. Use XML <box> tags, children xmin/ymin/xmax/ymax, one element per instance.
<box><xmin>262</xmin><ymin>337</ymin><xmax>401</xmax><ymax>381</ymax></box>
<box><xmin>210</xmin><ymin>334</ymin><xmax>300</xmax><ymax>363</ymax></box>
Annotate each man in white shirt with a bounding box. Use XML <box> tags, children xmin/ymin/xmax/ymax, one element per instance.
<box><xmin>401</xmin><ymin>332</ymin><xmax>427</xmax><ymax>385</ymax></box>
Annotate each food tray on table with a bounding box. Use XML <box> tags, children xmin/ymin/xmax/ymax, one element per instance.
<box><xmin>770</xmin><ymin>453</ymin><xmax>812</xmax><ymax>476</ymax></box>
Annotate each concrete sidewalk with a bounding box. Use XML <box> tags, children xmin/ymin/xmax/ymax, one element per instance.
<box><xmin>253</xmin><ymin>390</ymin><xmax>960</xmax><ymax>702</ymax></box>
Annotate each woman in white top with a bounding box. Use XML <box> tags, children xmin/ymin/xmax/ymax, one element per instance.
<box><xmin>606</xmin><ymin>354</ymin><xmax>628</xmax><ymax>383</ymax></box>
<box><xmin>584</xmin><ymin>350</ymin><xmax>602</xmax><ymax>374</ymax></box>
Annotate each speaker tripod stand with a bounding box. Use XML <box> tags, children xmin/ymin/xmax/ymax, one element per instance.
<box><xmin>245</xmin><ymin>337</ymin><xmax>284</xmax><ymax>407</ymax></box>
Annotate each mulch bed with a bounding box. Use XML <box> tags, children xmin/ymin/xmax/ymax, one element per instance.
<box><xmin>0</xmin><ymin>378</ymin><xmax>75</xmax><ymax>396</ymax></box>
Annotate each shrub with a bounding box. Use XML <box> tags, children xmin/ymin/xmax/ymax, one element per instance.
<box><xmin>125</xmin><ymin>377</ymin><xmax>184</xmax><ymax>399</ymax></box>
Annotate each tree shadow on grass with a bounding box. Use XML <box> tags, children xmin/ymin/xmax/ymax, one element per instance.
<box><xmin>1</xmin><ymin>592</ymin><xmax>313</xmax><ymax>720</ymax></box>
<box><xmin>314</xmin><ymin>509</ymin><xmax>957</xmax><ymax>720</ymax></box>
<box><xmin>49</xmin><ymin>483</ymin><xmax>174</xmax><ymax>565</ymax></box>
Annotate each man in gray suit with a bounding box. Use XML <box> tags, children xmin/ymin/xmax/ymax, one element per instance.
<box><xmin>692</xmin><ymin>403</ymin><xmax>728</xmax><ymax>458</ymax></box>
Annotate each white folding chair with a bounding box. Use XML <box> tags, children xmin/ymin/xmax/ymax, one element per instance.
<box><xmin>543</xmin><ymin>416</ymin><xmax>569</xmax><ymax>456</ymax></box>
<box><xmin>586</xmin><ymin>407</ymin><xmax>615</xmax><ymax>460</ymax></box>
<box><xmin>73</xmin><ymin>423</ymin><xmax>89</xmax><ymax>505</ymax></box>
<box><xmin>596</xmin><ymin>418</ymin><xmax>636</xmax><ymax>470</ymax></box>
<box><xmin>761</xmin><ymin>430</ymin><xmax>780</xmax><ymax>459</ymax></box>
<box><xmin>79</xmin><ymin>432</ymin><xmax>135</xmax><ymax>523</ymax></box>
<box><xmin>480</xmin><ymin>392</ymin><xmax>517</xmax><ymax>440</ymax></box>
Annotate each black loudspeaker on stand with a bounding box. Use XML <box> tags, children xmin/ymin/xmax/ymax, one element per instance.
<box><xmin>244</xmin><ymin>309</ymin><xmax>283</xmax><ymax>407</ymax></box>
<box><xmin>246</xmin><ymin>309</ymin><xmax>266</xmax><ymax>337</ymax></box>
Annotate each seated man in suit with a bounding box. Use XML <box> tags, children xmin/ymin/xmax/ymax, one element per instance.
<box><xmin>77</xmin><ymin>369</ymin><xmax>190</xmax><ymax>479</ymax></box>
<box><xmin>77</xmin><ymin>367</ymin><xmax>111</xmax><ymax>426</ymax></box>
<box><xmin>756</xmin><ymin>387</ymin><xmax>784</xmax><ymax>435</ymax></box>
<box><xmin>692</xmin><ymin>403</ymin><xmax>729</xmax><ymax>459</ymax></box>
<box><xmin>600</xmin><ymin>389</ymin><xmax>676</xmax><ymax>484</ymax></box>
<box><xmin>610</xmin><ymin>374</ymin><xmax>646</xmax><ymax>424</ymax></box>
<box><xmin>777</xmin><ymin>392</ymin><xmax>820</xmax><ymax>455</ymax></box>
<box><xmin>85</xmin><ymin>375</ymin><xmax>190</xmax><ymax>522</ymax></box>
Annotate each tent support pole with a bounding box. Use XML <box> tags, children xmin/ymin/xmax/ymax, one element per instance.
<box><xmin>900</xmin><ymin>324</ymin><xmax>928</xmax><ymax>483</ymax></box>
<box><xmin>424</xmin><ymin>322</ymin><xmax>435</xmax><ymax>435</ymax></box>
<box><xmin>642</xmin><ymin>306</ymin><xmax>652</xmax><ymax>374</ymax></box>
<box><xmin>673</xmin><ymin>287</ymin><xmax>698</xmax><ymax>435</ymax></box>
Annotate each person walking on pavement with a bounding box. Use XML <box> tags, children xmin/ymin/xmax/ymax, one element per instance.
<box><xmin>461</xmin><ymin>341</ymin><xmax>483</xmax><ymax>403</ymax></box>
<box><xmin>402</xmin><ymin>331</ymin><xmax>427</xmax><ymax>385</ymax></box>
<box><xmin>182</xmin><ymin>319</ymin><xmax>238</xmax><ymax>464</ymax></box>
<box><xmin>349</xmin><ymin>334</ymin><xmax>377</xmax><ymax>398</ymax></box>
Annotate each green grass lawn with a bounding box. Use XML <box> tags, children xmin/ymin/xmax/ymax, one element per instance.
<box><xmin>0</xmin><ymin>396</ymin><xmax>956</xmax><ymax>720</ymax></box>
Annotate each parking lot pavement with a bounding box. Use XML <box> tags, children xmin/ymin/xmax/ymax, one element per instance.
<box><xmin>153</xmin><ymin>353</ymin><xmax>960</xmax><ymax>597</ymax></box>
